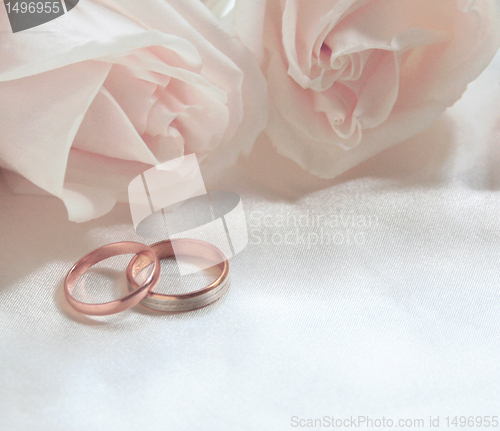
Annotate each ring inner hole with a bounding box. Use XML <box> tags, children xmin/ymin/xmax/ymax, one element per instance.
<box><xmin>135</xmin><ymin>255</ymin><xmax>220</xmax><ymax>295</ymax></box>
<box><xmin>73</xmin><ymin>253</ymin><xmax>153</xmax><ymax>303</ymax></box>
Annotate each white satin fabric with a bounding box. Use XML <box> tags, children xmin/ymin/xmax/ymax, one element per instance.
<box><xmin>0</xmin><ymin>53</ymin><xmax>499</xmax><ymax>430</ymax></box>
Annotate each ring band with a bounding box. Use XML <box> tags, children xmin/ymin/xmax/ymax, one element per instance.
<box><xmin>126</xmin><ymin>239</ymin><xmax>230</xmax><ymax>312</ymax></box>
<box><xmin>64</xmin><ymin>242</ymin><xmax>160</xmax><ymax>316</ymax></box>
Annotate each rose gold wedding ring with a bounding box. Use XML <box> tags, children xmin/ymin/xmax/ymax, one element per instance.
<box><xmin>64</xmin><ymin>242</ymin><xmax>160</xmax><ymax>316</ymax></box>
<box><xmin>126</xmin><ymin>239</ymin><xmax>230</xmax><ymax>312</ymax></box>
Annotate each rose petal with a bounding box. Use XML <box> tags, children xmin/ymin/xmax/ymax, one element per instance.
<box><xmin>267</xmin><ymin>52</ymin><xmax>347</xmax><ymax>147</ymax></box>
<box><xmin>103</xmin><ymin>64</ymin><xmax>160</xmax><ymax>136</ymax></box>
<box><xmin>61</xmin><ymin>183</ymin><xmax>117</xmax><ymax>223</ymax></box>
<box><xmin>282</xmin><ymin>0</ymin><xmax>371</xmax><ymax>87</ymax></box>
<box><xmin>143</xmin><ymin>131</ymin><xmax>185</xmax><ymax>162</ymax></box>
<box><xmin>0</xmin><ymin>61</ymin><xmax>110</xmax><ymax>196</ymax></box>
<box><xmin>267</xmin><ymin>97</ymin><xmax>446</xmax><ymax>179</ymax></box>
<box><xmin>232</xmin><ymin>0</ymin><xmax>267</xmax><ymax>59</ymax></box>
<box><xmin>64</xmin><ymin>149</ymin><xmax>150</xmax><ymax>204</ymax></box>
<box><xmin>72</xmin><ymin>87</ymin><xmax>159</xmax><ymax>165</ymax></box>
<box><xmin>353</xmin><ymin>50</ymin><xmax>400</xmax><ymax>130</ymax></box>
<box><xmin>108</xmin><ymin>0</ymin><xmax>268</xmax><ymax>175</ymax></box>
<box><xmin>0</xmin><ymin>1</ymin><xmax>198</xmax><ymax>82</ymax></box>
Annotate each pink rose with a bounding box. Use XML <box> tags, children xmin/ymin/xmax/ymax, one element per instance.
<box><xmin>233</xmin><ymin>0</ymin><xmax>500</xmax><ymax>178</ymax></box>
<box><xmin>0</xmin><ymin>0</ymin><xmax>267</xmax><ymax>221</ymax></box>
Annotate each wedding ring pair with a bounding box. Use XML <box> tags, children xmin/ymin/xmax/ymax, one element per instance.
<box><xmin>64</xmin><ymin>239</ymin><xmax>230</xmax><ymax>316</ymax></box>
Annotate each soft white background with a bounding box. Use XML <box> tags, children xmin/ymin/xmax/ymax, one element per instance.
<box><xmin>0</xmin><ymin>53</ymin><xmax>499</xmax><ymax>430</ymax></box>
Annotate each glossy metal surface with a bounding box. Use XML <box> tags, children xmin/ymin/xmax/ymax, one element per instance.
<box><xmin>64</xmin><ymin>242</ymin><xmax>160</xmax><ymax>316</ymax></box>
<box><xmin>127</xmin><ymin>239</ymin><xmax>230</xmax><ymax>312</ymax></box>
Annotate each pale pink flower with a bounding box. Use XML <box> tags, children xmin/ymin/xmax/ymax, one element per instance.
<box><xmin>233</xmin><ymin>0</ymin><xmax>500</xmax><ymax>178</ymax></box>
<box><xmin>0</xmin><ymin>0</ymin><xmax>267</xmax><ymax>221</ymax></box>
